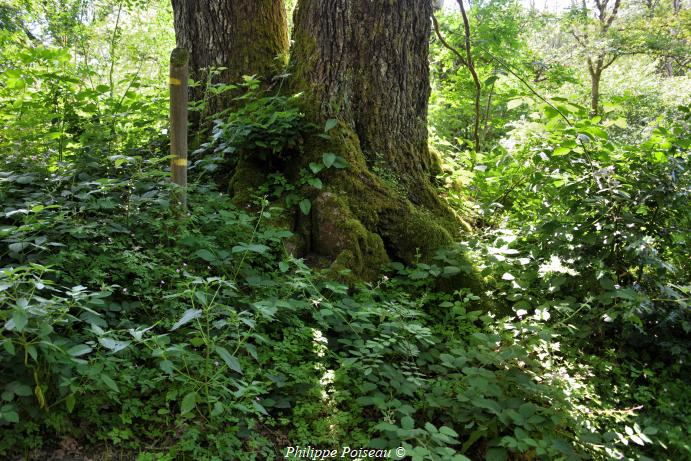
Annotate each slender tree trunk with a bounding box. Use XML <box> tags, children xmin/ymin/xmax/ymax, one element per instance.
<box><xmin>289</xmin><ymin>0</ymin><xmax>470</xmax><ymax>277</ymax></box>
<box><xmin>590</xmin><ymin>69</ymin><xmax>601</xmax><ymax>116</ymax></box>
<box><xmin>171</xmin><ymin>0</ymin><xmax>289</xmax><ymax>117</ymax></box>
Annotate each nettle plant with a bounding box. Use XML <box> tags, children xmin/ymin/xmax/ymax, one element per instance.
<box><xmin>0</xmin><ymin>265</ymin><xmax>113</xmax><ymax>424</ymax></box>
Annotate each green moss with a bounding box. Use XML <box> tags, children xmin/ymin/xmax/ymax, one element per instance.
<box><xmin>228</xmin><ymin>157</ymin><xmax>267</xmax><ymax>207</ymax></box>
<box><xmin>170</xmin><ymin>47</ymin><xmax>189</xmax><ymax>67</ymax></box>
<box><xmin>312</xmin><ymin>192</ymin><xmax>389</xmax><ymax>281</ymax></box>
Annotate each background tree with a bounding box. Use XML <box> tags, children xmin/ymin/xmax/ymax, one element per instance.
<box><xmin>569</xmin><ymin>0</ymin><xmax>623</xmax><ymax>115</ymax></box>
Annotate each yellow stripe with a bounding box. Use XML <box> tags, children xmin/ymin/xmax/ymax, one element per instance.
<box><xmin>173</xmin><ymin>158</ymin><xmax>187</xmax><ymax>167</ymax></box>
<box><xmin>169</xmin><ymin>77</ymin><xmax>182</xmax><ymax>86</ymax></box>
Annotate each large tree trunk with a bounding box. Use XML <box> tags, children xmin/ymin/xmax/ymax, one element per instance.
<box><xmin>289</xmin><ymin>0</ymin><xmax>469</xmax><ymax>278</ymax></box>
<box><xmin>171</xmin><ymin>0</ymin><xmax>289</xmax><ymax>117</ymax></box>
<box><xmin>171</xmin><ymin>0</ymin><xmax>474</xmax><ymax>281</ymax></box>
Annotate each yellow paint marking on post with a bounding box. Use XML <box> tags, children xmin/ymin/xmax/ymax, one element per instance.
<box><xmin>169</xmin><ymin>77</ymin><xmax>182</xmax><ymax>86</ymax></box>
<box><xmin>173</xmin><ymin>158</ymin><xmax>188</xmax><ymax>167</ymax></box>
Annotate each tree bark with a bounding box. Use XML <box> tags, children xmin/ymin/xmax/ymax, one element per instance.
<box><xmin>590</xmin><ymin>69</ymin><xmax>601</xmax><ymax>116</ymax></box>
<box><xmin>289</xmin><ymin>0</ymin><xmax>469</xmax><ymax>277</ymax></box>
<box><xmin>171</xmin><ymin>0</ymin><xmax>289</xmax><ymax>117</ymax></box>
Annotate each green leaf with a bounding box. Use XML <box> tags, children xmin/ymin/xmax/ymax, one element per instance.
<box><xmin>195</xmin><ymin>249</ymin><xmax>216</xmax><ymax>262</ymax></box>
<box><xmin>11</xmin><ymin>310</ymin><xmax>28</xmax><ymax>332</ymax></box>
<box><xmin>65</xmin><ymin>394</ymin><xmax>76</xmax><ymax>413</ymax></box>
<box><xmin>8</xmin><ymin>242</ymin><xmax>29</xmax><ymax>253</ymax></box>
<box><xmin>323</xmin><ymin>152</ymin><xmax>336</xmax><ymax>168</ymax></box>
<box><xmin>442</xmin><ymin>266</ymin><xmax>461</xmax><ymax>276</ymax></box>
<box><xmin>180</xmin><ymin>391</ymin><xmax>197</xmax><ymax>415</ymax></box>
<box><xmin>401</xmin><ymin>415</ymin><xmax>415</xmax><ymax>430</ymax></box>
<box><xmin>439</xmin><ymin>426</ymin><xmax>459</xmax><ymax>437</ymax></box>
<box><xmin>507</xmin><ymin>99</ymin><xmax>525</xmax><ymax>110</ymax></box>
<box><xmin>299</xmin><ymin>199</ymin><xmax>312</xmax><ymax>215</ymax></box>
<box><xmin>67</xmin><ymin>344</ymin><xmax>92</xmax><ymax>357</ymax></box>
<box><xmin>215</xmin><ymin>346</ymin><xmax>243</xmax><ymax>374</ymax></box>
<box><xmin>159</xmin><ymin>360</ymin><xmax>174</xmax><ymax>375</ymax></box>
<box><xmin>309</xmin><ymin>162</ymin><xmax>324</xmax><ymax>174</ymax></box>
<box><xmin>1</xmin><ymin>410</ymin><xmax>19</xmax><ymax>423</ymax></box>
<box><xmin>211</xmin><ymin>401</ymin><xmax>224</xmax><ymax>417</ymax></box>
<box><xmin>98</xmin><ymin>337</ymin><xmax>131</xmax><ymax>353</ymax></box>
<box><xmin>10</xmin><ymin>383</ymin><xmax>32</xmax><ymax>397</ymax></box>
<box><xmin>101</xmin><ymin>374</ymin><xmax>119</xmax><ymax>393</ymax></box>
<box><xmin>324</xmin><ymin>119</ymin><xmax>337</xmax><ymax>132</ymax></box>
<box><xmin>231</xmin><ymin>243</ymin><xmax>270</xmax><ymax>254</ymax></box>
<box><xmin>553</xmin><ymin>147</ymin><xmax>570</xmax><ymax>156</ymax></box>
<box><xmin>171</xmin><ymin>309</ymin><xmax>202</xmax><ymax>331</ymax></box>
<box><xmin>332</xmin><ymin>156</ymin><xmax>349</xmax><ymax>169</ymax></box>
<box><xmin>2</xmin><ymin>341</ymin><xmax>16</xmax><ymax>356</ymax></box>
<box><xmin>307</xmin><ymin>177</ymin><xmax>323</xmax><ymax>189</ymax></box>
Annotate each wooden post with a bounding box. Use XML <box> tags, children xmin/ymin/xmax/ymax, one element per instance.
<box><xmin>170</xmin><ymin>47</ymin><xmax>189</xmax><ymax>210</ymax></box>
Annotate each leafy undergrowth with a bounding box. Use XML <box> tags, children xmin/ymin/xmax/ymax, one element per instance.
<box><xmin>0</xmin><ymin>33</ymin><xmax>688</xmax><ymax>461</ymax></box>
<box><xmin>1</xmin><ymin>126</ymin><xmax>688</xmax><ymax>460</ymax></box>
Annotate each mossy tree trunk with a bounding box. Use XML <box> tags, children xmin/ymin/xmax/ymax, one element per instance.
<box><xmin>171</xmin><ymin>0</ymin><xmax>472</xmax><ymax>280</ymax></box>
<box><xmin>289</xmin><ymin>0</ymin><xmax>467</xmax><ymax>277</ymax></box>
<box><xmin>171</xmin><ymin>0</ymin><xmax>290</xmax><ymax>204</ymax></box>
<box><xmin>171</xmin><ymin>0</ymin><xmax>289</xmax><ymax>117</ymax></box>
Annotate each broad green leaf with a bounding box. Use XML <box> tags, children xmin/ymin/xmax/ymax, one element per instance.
<box><xmin>299</xmin><ymin>199</ymin><xmax>311</xmax><ymax>215</ymax></box>
<box><xmin>323</xmin><ymin>152</ymin><xmax>336</xmax><ymax>168</ymax></box>
<box><xmin>159</xmin><ymin>360</ymin><xmax>174</xmax><ymax>375</ymax></box>
<box><xmin>180</xmin><ymin>391</ymin><xmax>197</xmax><ymax>415</ymax></box>
<box><xmin>215</xmin><ymin>346</ymin><xmax>243</xmax><ymax>374</ymax></box>
<box><xmin>401</xmin><ymin>415</ymin><xmax>415</xmax><ymax>430</ymax></box>
<box><xmin>171</xmin><ymin>309</ymin><xmax>202</xmax><ymax>331</ymax></box>
<box><xmin>101</xmin><ymin>374</ymin><xmax>119</xmax><ymax>393</ymax></box>
<box><xmin>231</xmin><ymin>243</ymin><xmax>270</xmax><ymax>254</ymax></box>
<box><xmin>307</xmin><ymin>177</ymin><xmax>323</xmax><ymax>189</ymax></box>
<box><xmin>8</xmin><ymin>242</ymin><xmax>29</xmax><ymax>253</ymax></box>
<box><xmin>211</xmin><ymin>401</ymin><xmax>224</xmax><ymax>417</ymax></box>
<box><xmin>195</xmin><ymin>249</ymin><xmax>216</xmax><ymax>262</ymax></box>
<box><xmin>332</xmin><ymin>156</ymin><xmax>349</xmax><ymax>169</ymax></box>
<box><xmin>324</xmin><ymin>119</ymin><xmax>337</xmax><ymax>132</ymax></box>
<box><xmin>9</xmin><ymin>383</ymin><xmax>32</xmax><ymax>397</ymax></box>
<box><xmin>65</xmin><ymin>394</ymin><xmax>76</xmax><ymax>413</ymax></box>
<box><xmin>11</xmin><ymin>310</ymin><xmax>27</xmax><ymax>332</ymax></box>
<box><xmin>439</xmin><ymin>426</ymin><xmax>459</xmax><ymax>437</ymax></box>
<box><xmin>1</xmin><ymin>410</ymin><xmax>19</xmax><ymax>423</ymax></box>
<box><xmin>309</xmin><ymin>162</ymin><xmax>324</xmax><ymax>174</ymax></box>
<box><xmin>99</xmin><ymin>337</ymin><xmax>131</xmax><ymax>353</ymax></box>
<box><xmin>67</xmin><ymin>344</ymin><xmax>92</xmax><ymax>357</ymax></box>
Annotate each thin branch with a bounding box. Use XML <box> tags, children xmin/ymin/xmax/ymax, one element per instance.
<box><xmin>456</xmin><ymin>0</ymin><xmax>482</xmax><ymax>151</ymax></box>
<box><xmin>432</xmin><ymin>14</ymin><xmax>467</xmax><ymax>67</ymax></box>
